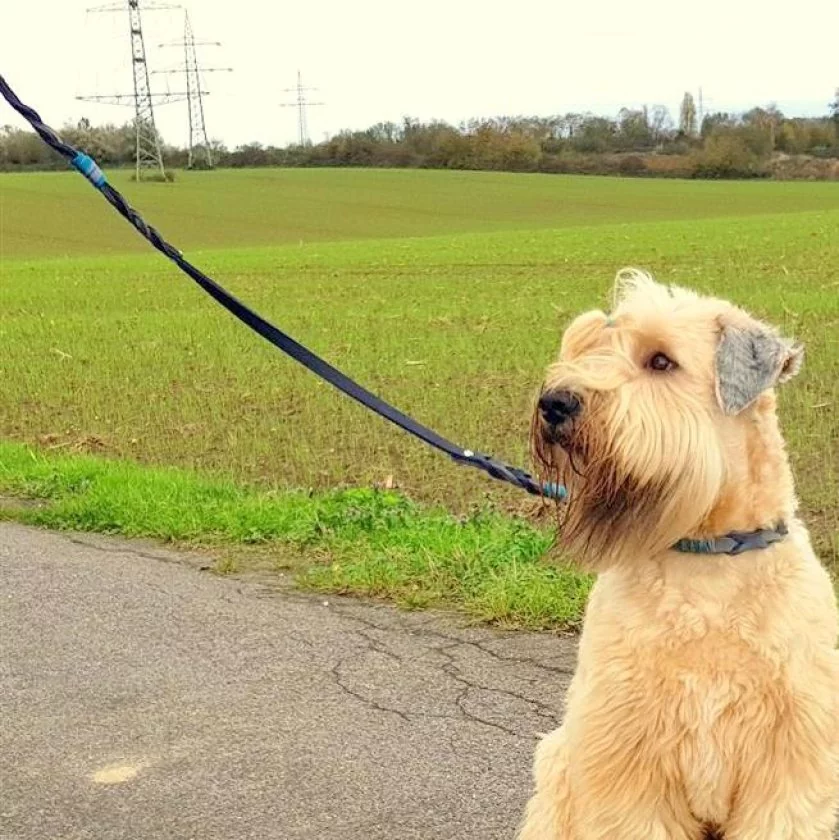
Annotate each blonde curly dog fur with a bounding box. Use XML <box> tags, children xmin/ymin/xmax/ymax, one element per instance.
<box><xmin>519</xmin><ymin>271</ymin><xmax>839</xmax><ymax>840</ymax></box>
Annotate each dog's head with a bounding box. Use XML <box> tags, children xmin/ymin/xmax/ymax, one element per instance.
<box><xmin>532</xmin><ymin>269</ymin><xmax>803</xmax><ymax>566</ymax></box>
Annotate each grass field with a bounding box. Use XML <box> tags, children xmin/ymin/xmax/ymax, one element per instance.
<box><xmin>1</xmin><ymin>168</ymin><xmax>837</xmax><ymax>625</ymax></box>
<box><xmin>4</xmin><ymin>168</ymin><xmax>839</xmax><ymax>259</ymax></box>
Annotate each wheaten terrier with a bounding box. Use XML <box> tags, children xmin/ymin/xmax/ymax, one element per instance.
<box><xmin>520</xmin><ymin>270</ymin><xmax>839</xmax><ymax>839</ymax></box>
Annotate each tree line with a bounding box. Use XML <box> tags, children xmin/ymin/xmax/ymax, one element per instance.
<box><xmin>3</xmin><ymin>91</ymin><xmax>838</xmax><ymax>179</ymax></box>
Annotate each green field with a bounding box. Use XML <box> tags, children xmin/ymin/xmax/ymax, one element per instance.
<box><xmin>4</xmin><ymin>168</ymin><xmax>839</xmax><ymax>258</ymax></box>
<box><xmin>1</xmin><ymin>168</ymin><xmax>837</xmax><ymax>623</ymax></box>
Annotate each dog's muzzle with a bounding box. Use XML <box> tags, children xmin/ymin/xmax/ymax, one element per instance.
<box><xmin>538</xmin><ymin>389</ymin><xmax>582</xmax><ymax>441</ymax></box>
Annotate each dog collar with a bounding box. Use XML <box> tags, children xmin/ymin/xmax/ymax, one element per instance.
<box><xmin>673</xmin><ymin>523</ymin><xmax>788</xmax><ymax>555</ymax></box>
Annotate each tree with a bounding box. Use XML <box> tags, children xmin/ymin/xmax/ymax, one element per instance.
<box><xmin>742</xmin><ymin>104</ymin><xmax>783</xmax><ymax>151</ymax></box>
<box><xmin>368</xmin><ymin>122</ymin><xmax>400</xmax><ymax>144</ymax></box>
<box><xmin>616</xmin><ymin>108</ymin><xmax>652</xmax><ymax>150</ymax></box>
<box><xmin>679</xmin><ymin>92</ymin><xmax>697</xmax><ymax>136</ymax></box>
<box><xmin>830</xmin><ymin>88</ymin><xmax>839</xmax><ymax>139</ymax></box>
<box><xmin>570</xmin><ymin>115</ymin><xmax>616</xmax><ymax>152</ymax></box>
<box><xmin>0</xmin><ymin>126</ymin><xmax>56</xmax><ymax>166</ymax></box>
<box><xmin>230</xmin><ymin>142</ymin><xmax>270</xmax><ymax>167</ymax></box>
<box><xmin>649</xmin><ymin>105</ymin><xmax>673</xmax><ymax>144</ymax></box>
<box><xmin>701</xmin><ymin>112</ymin><xmax>735</xmax><ymax>138</ymax></box>
<box><xmin>775</xmin><ymin>118</ymin><xmax>832</xmax><ymax>155</ymax></box>
<box><xmin>560</xmin><ymin>113</ymin><xmax>585</xmax><ymax>139</ymax></box>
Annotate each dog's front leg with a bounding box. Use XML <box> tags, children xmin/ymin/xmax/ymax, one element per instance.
<box><xmin>518</xmin><ymin>724</ymin><xmax>702</xmax><ymax>840</ymax></box>
<box><xmin>568</xmin><ymin>786</ymin><xmax>701</xmax><ymax>840</ymax></box>
<box><xmin>723</xmin><ymin>796</ymin><xmax>838</xmax><ymax>840</ymax></box>
<box><xmin>518</xmin><ymin>726</ymin><xmax>576</xmax><ymax>840</ymax></box>
<box><xmin>724</xmin><ymin>813</ymin><xmax>837</xmax><ymax>840</ymax></box>
<box><xmin>722</xmin><ymin>668</ymin><xmax>839</xmax><ymax>840</ymax></box>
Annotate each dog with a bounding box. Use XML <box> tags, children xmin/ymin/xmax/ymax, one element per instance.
<box><xmin>519</xmin><ymin>270</ymin><xmax>839</xmax><ymax>839</ymax></box>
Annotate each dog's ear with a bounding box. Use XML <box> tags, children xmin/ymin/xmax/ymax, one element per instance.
<box><xmin>715</xmin><ymin>322</ymin><xmax>804</xmax><ymax>415</ymax></box>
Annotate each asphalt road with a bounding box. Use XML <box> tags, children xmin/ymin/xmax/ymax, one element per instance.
<box><xmin>0</xmin><ymin>523</ymin><xmax>576</xmax><ymax>840</ymax></box>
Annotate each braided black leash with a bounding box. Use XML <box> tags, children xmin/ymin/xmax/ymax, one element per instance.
<box><xmin>0</xmin><ymin>74</ymin><xmax>565</xmax><ymax>502</ymax></box>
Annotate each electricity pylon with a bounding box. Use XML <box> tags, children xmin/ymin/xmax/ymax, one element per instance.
<box><xmin>280</xmin><ymin>71</ymin><xmax>323</xmax><ymax>146</ymax></box>
<box><xmin>80</xmin><ymin>0</ymin><xmax>181</xmax><ymax>180</ymax></box>
<box><xmin>157</xmin><ymin>11</ymin><xmax>231</xmax><ymax>168</ymax></box>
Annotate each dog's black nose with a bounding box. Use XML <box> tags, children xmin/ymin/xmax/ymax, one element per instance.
<box><xmin>539</xmin><ymin>390</ymin><xmax>581</xmax><ymax>427</ymax></box>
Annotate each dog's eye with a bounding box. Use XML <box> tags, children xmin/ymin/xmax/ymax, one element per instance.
<box><xmin>648</xmin><ymin>352</ymin><xmax>677</xmax><ymax>372</ymax></box>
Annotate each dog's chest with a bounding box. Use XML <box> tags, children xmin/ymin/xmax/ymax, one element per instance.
<box><xmin>649</xmin><ymin>614</ymin><xmax>790</xmax><ymax>823</ymax></box>
<box><xmin>669</xmin><ymin>666</ymin><xmax>742</xmax><ymax>823</ymax></box>
<box><xmin>598</xmin><ymin>573</ymin><xmax>791</xmax><ymax>823</ymax></box>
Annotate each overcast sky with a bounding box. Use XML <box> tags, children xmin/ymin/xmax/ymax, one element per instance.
<box><xmin>2</xmin><ymin>0</ymin><xmax>837</xmax><ymax>149</ymax></box>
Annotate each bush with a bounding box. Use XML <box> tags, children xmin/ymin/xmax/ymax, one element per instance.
<box><xmin>767</xmin><ymin>155</ymin><xmax>839</xmax><ymax>181</ymax></box>
<box><xmin>537</xmin><ymin>154</ymin><xmax>572</xmax><ymax>174</ymax></box>
<box><xmin>129</xmin><ymin>169</ymin><xmax>176</xmax><ymax>182</ymax></box>
<box><xmin>617</xmin><ymin>155</ymin><xmax>647</xmax><ymax>175</ymax></box>
<box><xmin>690</xmin><ymin>133</ymin><xmax>768</xmax><ymax>179</ymax></box>
<box><xmin>643</xmin><ymin>154</ymin><xmax>693</xmax><ymax>178</ymax></box>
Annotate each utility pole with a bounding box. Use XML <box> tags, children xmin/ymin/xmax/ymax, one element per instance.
<box><xmin>157</xmin><ymin>11</ymin><xmax>231</xmax><ymax>168</ymax></box>
<box><xmin>80</xmin><ymin>0</ymin><xmax>182</xmax><ymax>180</ymax></box>
<box><xmin>698</xmin><ymin>87</ymin><xmax>704</xmax><ymax>133</ymax></box>
<box><xmin>280</xmin><ymin>71</ymin><xmax>323</xmax><ymax>146</ymax></box>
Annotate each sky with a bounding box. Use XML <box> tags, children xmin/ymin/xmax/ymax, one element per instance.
<box><xmin>2</xmin><ymin>0</ymin><xmax>837</xmax><ymax>150</ymax></box>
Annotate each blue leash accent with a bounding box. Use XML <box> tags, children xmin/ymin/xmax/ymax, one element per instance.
<box><xmin>0</xmin><ymin>73</ymin><xmax>564</xmax><ymax>502</ymax></box>
<box><xmin>542</xmin><ymin>482</ymin><xmax>567</xmax><ymax>502</ymax></box>
<box><xmin>71</xmin><ymin>152</ymin><xmax>107</xmax><ymax>189</ymax></box>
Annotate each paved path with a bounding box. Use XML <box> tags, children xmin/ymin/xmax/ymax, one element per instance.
<box><xmin>0</xmin><ymin>523</ymin><xmax>576</xmax><ymax>840</ymax></box>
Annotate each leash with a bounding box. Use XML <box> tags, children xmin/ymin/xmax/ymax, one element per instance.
<box><xmin>0</xmin><ymin>74</ymin><xmax>565</xmax><ymax>502</ymax></box>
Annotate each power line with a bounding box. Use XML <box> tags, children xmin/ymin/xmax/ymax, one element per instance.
<box><xmin>79</xmin><ymin>0</ymin><xmax>181</xmax><ymax>181</ymax></box>
<box><xmin>280</xmin><ymin>71</ymin><xmax>323</xmax><ymax>146</ymax></box>
<box><xmin>157</xmin><ymin>10</ymin><xmax>231</xmax><ymax>169</ymax></box>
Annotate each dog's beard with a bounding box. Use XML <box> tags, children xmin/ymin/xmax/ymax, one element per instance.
<box><xmin>533</xmin><ymin>421</ymin><xmax>668</xmax><ymax>566</ymax></box>
<box><xmin>531</xmin><ymin>398</ymin><xmax>725</xmax><ymax>568</ymax></box>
